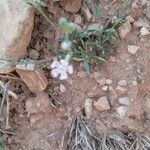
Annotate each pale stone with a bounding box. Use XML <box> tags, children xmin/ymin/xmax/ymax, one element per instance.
<box><xmin>134</xmin><ymin>18</ymin><xmax>149</xmax><ymax>28</ymax></box>
<box><xmin>118</xmin><ymin>21</ymin><xmax>131</xmax><ymax>39</ymax></box>
<box><xmin>84</xmin><ymin>98</ymin><xmax>93</xmax><ymax>118</ymax></box>
<box><xmin>132</xmin><ymin>80</ymin><xmax>138</xmax><ymax>86</ymax></box>
<box><xmin>140</xmin><ymin>0</ymin><xmax>147</xmax><ymax>5</ymax></box>
<box><xmin>118</xmin><ymin>97</ymin><xmax>130</xmax><ymax>106</ymax></box>
<box><xmin>118</xmin><ymin>80</ymin><xmax>127</xmax><ymax>86</ymax></box>
<box><xmin>116</xmin><ymin>86</ymin><xmax>127</xmax><ymax>92</ymax></box>
<box><xmin>74</xmin><ymin>14</ymin><xmax>82</xmax><ymax>25</ymax></box>
<box><xmin>16</xmin><ymin>69</ymin><xmax>48</xmax><ymax>93</ymax></box>
<box><xmin>146</xmin><ymin>5</ymin><xmax>150</xmax><ymax>20</ymax></box>
<box><xmin>94</xmin><ymin>96</ymin><xmax>110</xmax><ymax>112</ymax></box>
<box><xmin>28</xmin><ymin>50</ymin><xmax>39</xmax><ymax>60</ymax></box>
<box><xmin>93</xmin><ymin>72</ymin><xmax>106</xmax><ymax>86</ymax></box>
<box><xmin>106</xmin><ymin>79</ymin><xmax>113</xmax><ymax>85</ymax></box>
<box><xmin>101</xmin><ymin>86</ymin><xmax>108</xmax><ymax>91</ymax></box>
<box><xmin>81</xmin><ymin>5</ymin><xmax>92</xmax><ymax>21</ymax></box>
<box><xmin>77</xmin><ymin>71</ymin><xmax>86</xmax><ymax>78</ymax></box>
<box><xmin>126</xmin><ymin>15</ymin><xmax>135</xmax><ymax>23</ymax></box>
<box><xmin>60</xmin><ymin>84</ymin><xmax>66</xmax><ymax>93</ymax></box>
<box><xmin>140</xmin><ymin>27</ymin><xmax>150</xmax><ymax>36</ymax></box>
<box><xmin>116</xmin><ymin>106</ymin><xmax>127</xmax><ymax>117</ymax></box>
<box><xmin>127</xmin><ymin>45</ymin><xmax>140</xmax><ymax>54</ymax></box>
<box><xmin>0</xmin><ymin>0</ymin><xmax>34</xmax><ymax>73</ymax></box>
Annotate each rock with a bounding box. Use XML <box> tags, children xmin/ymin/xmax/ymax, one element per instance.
<box><xmin>118</xmin><ymin>80</ymin><xmax>127</xmax><ymax>86</ymax></box>
<box><xmin>140</xmin><ymin>0</ymin><xmax>148</xmax><ymax>5</ymax></box>
<box><xmin>93</xmin><ymin>96</ymin><xmax>110</xmax><ymax>112</ymax></box>
<box><xmin>26</xmin><ymin>93</ymin><xmax>50</xmax><ymax>117</ymax></box>
<box><xmin>127</xmin><ymin>45</ymin><xmax>140</xmax><ymax>54</ymax></box>
<box><xmin>134</xmin><ymin>18</ymin><xmax>149</xmax><ymax>28</ymax></box>
<box><xmin>81</xmin><ymin>5</ymin><xmax>92</xmax><ymax>21</ymax></box>
<box><xmin>116</xmin><ymin>106</ymin><xmax>127</xmax><ymax>117</ymax></box>
<box><xmin>118</xmin><ymin>21</ymin><xmax>132</xmax><ymax>39</ymax></box>
<box><xmin>146</xmin><ymin>5</ymin><xmax>150</xmax><ymax>20</ymax></box>
<box><xmin>143</xmin><ymin>95</ymin><xmax>150</xmax><ymax>119</ymax></box>
<box><xmin>126</xmin><ymin>15</ymin><xmax>135</xmax><ymax>23</ymax></box>
<box><xmin>118</xmin><ymin>97</ymin><xmax>130</xmax><ymax>106</ymax></box>
<box><xmin>132</xmin><ymin>80</ymin><xmax>138</xmax><ymax>86</ymax></box>
<box><xmin>132</xmin><ymin>1</ymin><xmax>143</xmax><ymax>18</ymax></box>
<box><xmin>0</xmin><ymin>0</ymin><xmax>34</xmax><ymax>73</ymax></box>
<box><xmin>101</xmin><ymin>86</ymin><xmax>108</xmax><ymax>91</ymax></box>
<box><xmin>60</xmin><ymin>84</ymin><xmax>66</xmax><ymax>93</ymax></box>
<box><xmin>84</xmin><ymin>98</ymin><xmax>93</xmax><ymax>118</ymax></box>
<box><xmin>106</xmin><ymin>79</ymin><xmax>113</xmax><ymax>85</ymax></box>
<box><xmin>93</xmin><ymin>72</ymin><xmax>106</xmax><ymax>86</ymax></box>
<box><xmin>16</xmin><ymin>69</ymin><xmax>48</xmax><ymax>93</ymax></box>
<box><xmin>116</xmin><ymin>86</ymin><xmax>127</xmax><ymax>93</ymax></box>
<box><xmin>60</xmin><ymin>0</ymin><xmax>81</xmax><ymax>13</ymax></box>
<box><xmin>74</xmin><ymin>14</ymin><xmax>82</xmax><ymax>25</ymax></box>
<box><xmin>28</xmin><ymin>50</ymin><xmax>39</xmax><ymax>60</ymax></box>
<box><xmin>140</xmin><ymin>27</ymin><xmax>150</xmax><ymax>36</ymax></box>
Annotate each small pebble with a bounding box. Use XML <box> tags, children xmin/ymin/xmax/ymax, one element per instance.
<box><xmin>28</xmin><ymin>49</ymin><xmax>39</xmax><ymax>60</ymax></box>
<box><xmin>106</xmin><ymin>79</ymin><xmax>113</xmax><ymax>85</ymax></box>
<box><xmin>132</xmin><ymin>80</ymin><xmax>138</xmax><ymax>86</ymax></box>
<box><xmin>134</xmin><ymin>18</ymin><xmax>149</xmax><ymax>28</ymax></box>
<box><xmin>140</xmin><ymin>27</ymin><xmax>150</xmax><ymax>36</ymax></box>
<box><xmin>116</xmin><ymin>86</ymin><xmax>127</xmax><ymax>92</ymax></box>
<box><xmin>116</xmin><ymin>106</ymin><xmax>127</xmax><ymax>117</ymax></box>
<box><xmin>84</xmin><ymin>98</ymin><xmax>93</xmax><ymax>118</ymax></box>
<box><xmin>60</xmin><ymin>84</ymin><xmax>66</xmax><ymax>93</ymax></box>
<box><xmin>101</xmin><ymin>85</ymin><xmax>108</xmax><ymax>91</ymax></box>
<box><xmin>126</xmin><ymin>15</ymin><xmax>135</xmax><ymax>23</ymax></box>
<box><xmin>93</xmin><ymin>72</ymin><xmax>106</xmax><ymax>86</ymax></box>
<box><xmin>74</xmin><ymin>14</ymin><xmax>82</xmax><ymax>25</ymax></box>
<box><xmin>94</xmin><ymin>96</ymin><xmax>110</xmax><ymax>112</ymax></box>
<box><xmin>127</xmin><ymin>45</ymin><xmax>140</xmax><ymax>54</ymax></box>
<box><xmin>81</xmin><ymin>5</ymin><xmax>92</xmax><ymax>21</ymax></box>
<box><xmin>118</xmin><ymin>97</ymin><xmax>130</xmax><ymax>106</ymax></box>
<box><xmin>118</xmin><ymin>80</ymin><xmax>127</xmax><ymax>86</ymax></box>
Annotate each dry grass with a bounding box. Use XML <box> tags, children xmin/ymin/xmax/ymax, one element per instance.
<box><xmin>61</xmin><ymin>116</ymin><xmax>150</xmax><ymax>150</ymax></box>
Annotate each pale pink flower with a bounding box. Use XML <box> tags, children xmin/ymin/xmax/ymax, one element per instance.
<box><xmin>51</xmin><ymin>58</ymin><xmax>73</xmax><ymax>80</ymax></box>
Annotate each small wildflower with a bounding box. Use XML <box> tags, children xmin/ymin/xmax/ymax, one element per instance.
<box><xmin>51</xmin><ymin>55</ymin><xmax>73</xmax><ymax>80</ymax></box>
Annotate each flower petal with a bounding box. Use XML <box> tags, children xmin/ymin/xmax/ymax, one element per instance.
<box><xmin>60</xmin><ymin>59</ymin><xmax>69</xmax><ymax>66</ymax></box>
<box><xmin>51</xmin><ymin>68</ymin><xmax>60</xmax><ymax>78</ymax></box>
<box><xmin>67</xmin><ymin>65</ymin><xmax>73</xmax><ymax>74</ymax></box>
<box><xmin>51</xmin><ymin>59</ymin><xmax>59</xmax><ymax>69</ymax></box>
<box><xmin>59</xmin><ymin>72</ymin><xmax>68</xmax><ymax>80</ymax></box>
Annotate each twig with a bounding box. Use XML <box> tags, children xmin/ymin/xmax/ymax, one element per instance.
<box><xmin>0</xmin><ymin>128</ymin><xmax>16</xmax><ymax>135</ymax></box>
<box><xmin>0</xmin><ymin>82</ymin><xmax>8</xmax><ymax>115</ymax></box>
<box><xmin>0</xmin><ymin>80</ymin><xmax>18</xmax><ymax>99</ymax></box>
<box><xmin>0</xmin><ymin>74</ymin><xmax>21</xmax><ymax>80</ymax></box>
<box><xmin>5</xmin><ymin>96</ymin><xmax>10</xmax><ymax>129</ymax></box>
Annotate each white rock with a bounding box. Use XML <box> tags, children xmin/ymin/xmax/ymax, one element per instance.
<box><xmin>127</xmin><ymin>45</ymin><xmax>140</xmax><ymax>54</ymax></box>
<box><xmin>118</xmin><ymin>97</ymin><xmax>130</xmax><ymax>106</ymax></box>
<box><xmin>118</xmin><ymin>21</ymin><xmax>132</xmax><ymax>39</ymax></box>
<box><xmin>101</xmin><ymin>86</ymin><xmax>108</xmax><ymax>91</ymax></box>
<box><xmin>84</xmin><ymin>98</ymin><xmax>93</xmax><ymax>118</ymax></box>
<box><xmin>132</xmin><ymin>80</ymin><xmax>138</xmax><ymax>86</ymax></box>
<box><xmin>106</xmin><ymin>79</ymin><xmax>113</xmax><ymax>85</ymax></box>
<box><xmin>60</xmin><ymin>84</ymin><xmax>66</xmax><ymax>93</ymax></box>
<box><xmin>118</xmin><ymin>80</ymin><xmax>127</xmax><ymax>86</ymax></box>
<box><xmin>134</xmin><ymin>18</ymin><xmax>149</xmax><ymax>28</ymax></box>
<box><xmin>140</xmin><ymin>27</ymin><xmax>150</xmax><ymax>36</ymax></box>
<box><xmin>126</xmin><ymin>15</ymin><xmax>135</xmax><ymax>23</ymax></box>
<box><xmin>81</xmin><ymin>5</ymin><xmax>92</xmax><ymax>21</ymax></box>
<box><xmin>93</xmin><ymin>96</ymin><xmax>110</xmax><ymax>112</ymax></box>
<box><xmin>116</xmin><ymin>86</ymin><xmax>127</xmax><ymax>92</ymax></box>
<box><xmin>93</xmin><ymin>72</ymin><xmax>106</xmax><ymax>86</ymax></box>
<box><xmin>146</xmin><ymin>5</ymin><xmax>150</xmax><ymax>20</ymax></box>
<box><xmin>74</xmin><ymin>14</ymin><xmax>82</xmax><ymax>25</ymax></box>
<box><xmin>0</xmin><ymin>0</ymin><xmax>34</xmax><ymax>73</ymax></box>
<box><xmin>116</xmin><ymin>106</ymin><xmax>127</xmax><ymax>117</ymax></box>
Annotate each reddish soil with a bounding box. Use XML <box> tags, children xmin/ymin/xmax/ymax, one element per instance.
<box><xmin>0</xmin><ymin>0</ymin><xmax>150</xmax><ymax>149</ymax></box>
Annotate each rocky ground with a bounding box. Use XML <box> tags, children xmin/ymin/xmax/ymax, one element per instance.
<box><xmin>0</xmin><ymin>0</ymin><xmax>150</xmax><ymax>149</ymax></box>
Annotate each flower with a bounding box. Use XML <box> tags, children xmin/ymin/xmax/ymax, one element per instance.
<box><xmin>51</xmin><ymin>57</ymin><xmax>73</xmax><ymax>80</ymax></box>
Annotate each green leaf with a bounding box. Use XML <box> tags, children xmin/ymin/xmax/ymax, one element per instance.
<box><xmin>92</xmin><ymin>3</ymin><xmax>100</xmax><ymax>21</ymax></box>
<box><xmin>92</xmin><ymin>56</ymin><xmax>105</xmax><ymax>62</ymax></box>
<box><xmin>0</xmin><ymin>60</ymin><xmax>8</xmax><ymax>69</ymax></box>
<box><xmin>83</xmin><ymin>58</ymin><xmax>91</xmax><ymax>74</ymax></box>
